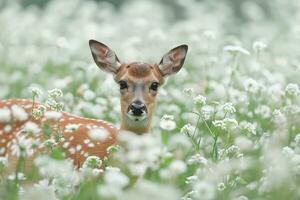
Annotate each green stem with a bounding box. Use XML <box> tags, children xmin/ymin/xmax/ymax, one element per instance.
<box><xmin>161</xmin><ymin>131</ymin><xmax>169</xmax><ymax>146</ymax></box>
<box><xmin>192</xmin><ymin>115</ymin><xmax>201</xmax><ymax>139</ymax></box>
<box><xmin>185</xmin><ymin>131</ymin><xmax>200</xmax><ymax>152</ymax></box>
<box><xmin>203</xmin><ymin>120</ymin><xmax>215</xmax><ymax>137</ymax></box>
<box><xmin>31</xmin><ymin>93</ymin><xmax>36</xmax><ymax>113</ymax></box>
<box><xmin>14</xmin><ymin>155</ymin><xmax>24</xmax><ymax>185</ymax></box>
<box><xmin>212</xmin><ymin>136</ymin><xmax>218</xmax><ymax>161</ymax></box>
<box><xmin>188</xmin><ymin>111</ymin><xmax>215</xmax><ymax>137</ymax></box>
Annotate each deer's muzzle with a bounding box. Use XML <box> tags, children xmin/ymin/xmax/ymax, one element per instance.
<box><xmin>127</xmin><ymin>100</ymin><xmax>147</xmax><ymax>119</ymax></box>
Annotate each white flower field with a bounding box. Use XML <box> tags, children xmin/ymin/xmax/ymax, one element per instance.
<box><xmin>0</xmin><ymin>0</ymin><xmax>300</xmax><ymax>199</ymax></box>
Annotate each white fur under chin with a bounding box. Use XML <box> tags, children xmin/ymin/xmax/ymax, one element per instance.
<box><xmin>126</xmin><ymin>114</ymin><xmax>148</xmax><ymax>129</ymax></box>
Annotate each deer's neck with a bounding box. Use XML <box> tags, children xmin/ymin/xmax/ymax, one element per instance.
<box><xmin>120</xmin><ymin>115</ymin><xmax>152</xmax><ymax>134</ymax></box>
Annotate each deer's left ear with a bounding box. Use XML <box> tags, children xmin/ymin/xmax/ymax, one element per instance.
<box><xmin>89</xmin><ymin>40</ymin><xmax>121</xmax><ymax>74</ymax></box>
<box><xmin>158</xmin><ymin>44</ymin><xmax>188</xmax><ymax>77</ymax></box>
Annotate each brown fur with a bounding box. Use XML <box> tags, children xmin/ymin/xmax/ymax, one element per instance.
<box><xmin>0</xmin><ymin>99</ymin><xmax>117</xmax><ymax>172</ymax></box>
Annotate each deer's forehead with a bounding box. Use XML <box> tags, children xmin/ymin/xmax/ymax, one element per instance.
<box><xmin>127</xmin><ymin>62</ymin><xmax>152</xmax><ymax>77</ymax></box>
<box><xmin>115</xmin><ymin>62</ymin><xmax>164</xmax><ymax>83</ymax></box>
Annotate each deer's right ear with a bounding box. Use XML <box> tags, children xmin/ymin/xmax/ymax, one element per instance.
<box><xmin>89</xmin><ymin>40</ymin><xmax>121</xmax><ymax>74</ymax></box>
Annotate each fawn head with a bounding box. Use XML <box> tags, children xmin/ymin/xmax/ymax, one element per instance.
<box><xmin>89</xmin><ymin>40</ymin><xmax>188</xmax><ymax>134</ymax></box>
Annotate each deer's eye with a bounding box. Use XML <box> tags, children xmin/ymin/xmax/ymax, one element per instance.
<box><xmin>150</xmin><ymin>82</ymin><xmax>159</xmax><ymax>91</ymax></box>
<box><xmin>119</xmin><ymin>80</ymin><xmax>128</xmax><ymax>90</ymax></box>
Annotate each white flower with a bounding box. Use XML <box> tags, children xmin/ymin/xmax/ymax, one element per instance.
<box><xmin>34</xmin><ymin>180</ymin><xmax>57</xmax><ymax>200</ymax></box>
<box><xmin>32</xmin><ymin>105</ymin><xmax>46</xmax><ymax>118</ymax></box>
<box><xmin>294</xmin><ymin>133</ymin><xmax>300</xmax><ymax>145</ymax></box>
<box><xmin>82</xmin><ymin>156</ymin><xmax>102</xmax><ymax>169</ymax></box>
<box><xmin>203</xmin><ymin>30</ymin><xmax>216</xmax><ymax>39</ymax></box>
<box><xmin>193</xmin><ymin>181</ymin><xmax>215</xmax><ymax>200</ymax></box>
<box><xmin>169</xmin><ymin>160</ymin><xmax>187</xmax><ymax>174</ymax></box>
<box><xmin>253</xmin><ymin>41</ymin><xmax>267</xmax><ymax>52</ymax></box>
<box><xmin>83</xmin><ymin>90</ymin><xmax>96</xmax><ymax>101</ymax></box>
<box><xmin>181</xmin><ymin>123</ymin><xmax>194</xmax><ymax>136</ymax></box>
<box><xmin>225</xmin><ymin>145</ymin><xmax>241</xmax><ymax>157</ymax></box>
<box><xmin>285</xmin><ymin>83</ymin><xmax>299</xmax><ymax>97</ymax></box>
<box><xmin>169</xmin><ymin>134</ymin><xmax>192</xmax><ymax>149</ymax></box>
<box><xmin>201</xmin><ymin>105</ymin><xmax>214</xmax><ymax>120</ymax></box>
<box><xmin>282</xmin><ymin>146</ymin><xmax>294</xmax><ymax>157</ymax></box>
<box><xmin>239</xmin><ymin>121</ymin><xmax>256</xmax><ymax>135</ymax></box>
<box><xmin>235</xmin><ymin>196</ymin><xmax>249</xmax><ymax>200</ymax></box>
<box><xmin>244</xmin><ymin>78</ymin><xmax>259</xmax><ymax>93</ymax></box>
<box><xmin>23</xmin><ymin>121</ymin><xmax>41</xmax><ymax>135</ymax></box>
<box><xmin>11</xmin><ymin>105</ymin><xmax>28</xmax><ymax>121</ymax></box>
<box><xmin>34</xmin><ymin>156</ymin><xmax>79</xmax><ymax>188</ymax></box>
<box><xmin>235</xmin><ymin>136</ymin><xmax>253</xmax><ymax>151</ymax></box>
<box><xmin>193</xmin><ymin>95</ymin><xmax>206</xmax><ymax>106</ymax></box>
<box><xmin>187</xmin><ymin>154</ymin><xmax>208</xmax><ymax>165</ymax></box>
<box><xmin>185</xmin><ymin>175</ymin><xmax>198</xmax><ymax>184</ymax></box>
<box><xmin>128</xmin><ymin>163</ymin><xmax>147</xmax><ymax>176</ymax></box>
<box><xmin>254</xmin><ymin>105</ymin><xmax>271</xmax><ymax>119</ymax></box>
<box><xmin>92</xmin><ymin>169</ymin><xmax>103</xmax><ymax>176</ymax></box>
<box><xmin>160</xmin><ymin>120</ymin><xmax>176</xmax><ymax>131</ymax></box>
<box><xmin>46</xmin><ymin>98</ymin><xmax>64</xmax><ymax>111</ymax></box>
<box><xmin>183</xmin><ymin>88</ymin><xmax>195</xmax><ymax>97</ymax></box>
<box><xmin>98</xmin><ymin>184</ymin><xmax>122</xmax><ymax>199</ymax></box>
<box><xmin>48</xmin><ymin>88</ymin><xmax>63</xmax><ymax>98</ymax></box>
<box><xmin>213</xmin><ymin>118</ymin><xmax>238</xmax><ymax>131</ymax></box>
<box><xmin>222</xmin><ymin>102</ymin><xmax>236</xmax><ymax>114</ymax></box>
<box><xmin>103</xmin><ymin>167</ymin><xmax>129</xmax><ymax>188</ymax></box>
<box><xmin>272</xmin><ymin>109</ymin><xmax>286</xmax><ymax>126</ymax></box>
<box><xmin>42</xmin><ymin>139</ymin><xmax>57</xmax><ymax>148</ymax></box>
<box><xmin>224</xmin><ymin>45</ymin><xmax>250</xmax><ymax>56</ymax></box>
<box><xmin>161</xmin><ymin>114</ymin><xmax>174</xmax><ymax>121</ymax></box>
<box><xmin>0</xmin><ymin>108</ymin><xmax>11</xmax><ymax>122</ymax></box>
<box><xmin>23</xmin><ymin>179</ymin><xmax>58</xmax><ymax>200</ymax></box>
<box><xmin>31</xmin><ymin>87</ymin><xmax>43</xmax><ymax>98</ymax></box>
<box><xmin>0</xmin><ymin>157</ymin><xmax>8</xmax><ymax>169</ymax></box>
<box><xmin>8</xmin><ymin>172</ymin><xmax>26</xmax><ymax>181</ymax></box>
<box><xmin>11</xmin><ymin>134</ymin><xmax>37</xmax><ymax>157</ymax></box>
<box><xmin>160</xmin><ymin>115</ymin><xmax>176</xmax><ymax>131</ymax></box>
<box><xmin>217</xmin><ymin>182</ymin><xmax>226</xmax><ymax>191</ymax></box>
<box><xmin>88</xmin><ymin>128</ymin><xmax>109</xmax><ymax>141</ymax></box>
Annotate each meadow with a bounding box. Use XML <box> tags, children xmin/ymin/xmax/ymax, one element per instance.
<box><xmin>0</xmin><ymin>0</ymin><xmax>300</xmax><ymax>199</ymax></box>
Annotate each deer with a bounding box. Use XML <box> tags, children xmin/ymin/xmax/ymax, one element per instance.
<box><xmin>0</xmin><ymin>40</ymin><xmax>188</xmax><ymax>171</ymax></box>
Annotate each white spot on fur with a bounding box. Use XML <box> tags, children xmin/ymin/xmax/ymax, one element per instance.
<box><xmin>76</xmin><ymin>145</ymin><xmax>82</xmax><ymax>151</ymax></box>
<box><xmin>44</xmin><ymin>111</ymin><xmax>62</xmax><ymax>120</ymax></box>
<box><xmin>88</xmin><ymin>143</ymin><xmax>95</xmax><ymax>148</ymax></box>
<box><xmin>4</xmin><ymin>125</ymin><xmax>12</xmax><ymax>133</ymax></box>
<box><xmin>69</xmin><ymin>147</ymin><xmax>76</xmax><ymax>154</ymax></box>
<box><xmin>11</xmin><ymin>105</ymin><xmax>28</xmax><ymax>121</ymax></box>
<box><xmin>65</xmin><ymin>124</ymin><xmax>80</xmax><ymax>133</ymax></box>
<box><xmin>63</xmin><ymin>142</ymin><xmax>70</xmax><ymax>148</ymax></box>
<box><xmin>88</xmin><ymin>128</ymin><xmax>109</xmax><ymax>142</ymax></box>
<box><xmin>0</xmin><ymin>108</ymin><xmax>11</xmax><ymax>123</ymax></box>
<box><xmin>0</xmin><ymin>148</ymin><xmax>5</xmax><ymax>154</ymax></box>
<box><xmin>23</xmin><ymin>121</ymin><xmax>41</xmax><ymax>135</ymax></box>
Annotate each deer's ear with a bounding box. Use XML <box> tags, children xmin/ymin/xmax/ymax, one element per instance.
<box><xmin>158</xmin><ymin>44</ymin><xmax>188</xmax><ymax>77</ymax></box>
<box><xmin>89</xmin><ymin>40</ymin><xmax>121</xmax><ymax>74</ymax></box>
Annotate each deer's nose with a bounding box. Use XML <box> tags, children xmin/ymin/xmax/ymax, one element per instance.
<box><xmin>129</xmin><ymin>100</ymin><xmax>146</xmax><ymax>116</ymax></box>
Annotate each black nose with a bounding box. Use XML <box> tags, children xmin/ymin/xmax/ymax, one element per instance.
<box><xmin>129</xmin><ymin>100</ymin><xmax>146</xmax><ymax>116</ymax></box>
